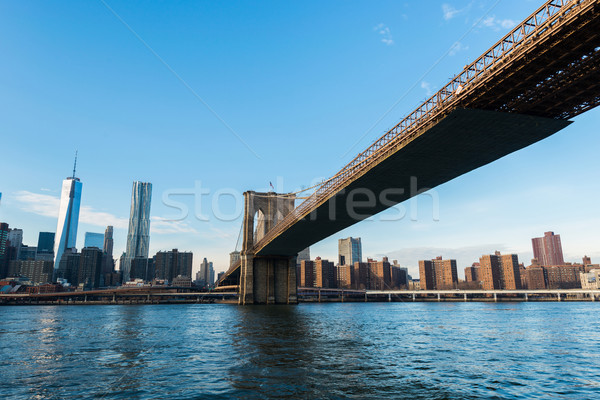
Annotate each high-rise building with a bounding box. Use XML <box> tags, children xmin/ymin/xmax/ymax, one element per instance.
<box><xmin>338</xmin><ymin>237</ymin><xmax>362</xmax><ymax>266</ymax></box>
<box><xmin>390</xmin><ymin>260</ymin><xmax>409</xmax><ymax>289</ymax></box>
<box><xmin>84</xmin><ymin>232</ymin><xmax>104</xmax><ymax>249</ymax></box>
<box><xmin>130</xmin><ymin>257</ymin><xmax>153</xmax><ymax>281</ymax></box>
<box><xmin>479</xmin><ymin>251</ymin><xmax>522</xmax><ymax>290</ymax></box>
<box><xmin>56</xmin><ymin>250</ymin><xmax>81</xmax><ymax>286</ymax></box>
<box><xmin>154</xmin><ymin>249</ymin><xmax>192</xmax><ymax>283</ymax></box>
<box><xmin>0</xmin><ymin>223</ymin><xmax>9</xmax><ymax>257</ymax></box>
<box><xmin>314</xmin><ymin>258</ymin><xmax>336</xmax><ymax>288</ymax></box>
<box><xmin>198</xmin><ymin>258</ymin><xmax>215</xmax><ymax>287</ymax></box>
<box><xmin>122</xmin><ymin>181</ymin><xmax>152</xmax><ymax>282</ymax></box>
<box><xmin>19</xmin><ymin>245</ymin><xmax>37</xmax><ymax>261</ymax></box>
<box><xmin>54</xmin><ymin>158</ymin><xmax>83</xmax><ymax>272</ymax></box>
<box><xmin>297</xmin><ymin>247</ymin><xmax>310</xmax><ymax>266</ymax></box>
<box><xmin>103</xmin><ymin>226</ymin><xmax>114</xmax><ymax>257</ymax></box>
<box><xmin>0</xmin><ymin>223</ymin><xmax>9</xmax><ymax>278</ymax></box>
<box><xmin>299</xmin><ymin>260</ymin><xmax>315</xmax><ymax>287</ymax></box>
<box><xmin>368</xmin><ymin>257</ymin><xmax>392</xmax><ymax>290</ymax></box>
<box><xmin>336</xmin><ymin>264</ymin><xmax>354</xmax><ymax>288</ymax></box>
<box><xmin>36</xmin><ymin>232</ymin><xmax>55</xmax><ymax>262</ymax></box>
<box><xmin>352</xmin><ymin>262</ymin><xmax>370</xmax><ymax>290</ymax></box>
<box><xmin>464</xmin><ymin>263</ymin><xmax>481</xmax><ymax>283</ymax></box>
<box><xmin>419</xmin><ymin>256</ymin><xmax>458</xmax><ymax>290</ymax></box>
<box><xmin>8</xmin><ymin>228</ymin><xmax>23</xmax><ymax>259</ymax></box>
<box><xmin>498</xmin><ymin>253</ymin><xmax>521</xmax><ymax>290</ymax></box>
<box><xmin>78</xmin><ymin>247</ymin><xmax>103</xmax><ymax>289</ymax></box>
<box><xmin>532</xmin><ymin>231</ymin><xmax>565</xmax><ymax>266</ymax></box>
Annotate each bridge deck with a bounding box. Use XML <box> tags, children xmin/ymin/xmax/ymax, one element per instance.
<box><xmin>258</xmin><ymin>109</ymin><xmax>570</xmax><ymax>256</ymax></box>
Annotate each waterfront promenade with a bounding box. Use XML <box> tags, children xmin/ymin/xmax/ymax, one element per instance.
<box><xmin>2</xmin><ymin>286</ymin><xmax>599</xmax><ymax>305</ymax></box>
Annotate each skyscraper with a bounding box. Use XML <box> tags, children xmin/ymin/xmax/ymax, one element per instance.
<box><xmin>338</xmin><ymin>237</ymin><xmax>362</xmax><ymax>266</ymax></box>
<box><xmin>37</xmin><ymin>232</ymin><xmax>55</xmax><ymax>253</ymax></box>
<box><xmin>84</xmin><ymin>232</ymin><xmax>104</xmax><ymax>249</ymax></box>
<box><xmin>103</xmin><ymin>226</ymin><xmax>114</xmax><ymax>257</ymax></box>
<box><xmin>53</xmin><ymin>157</ymin><xmax>83</xmax><ymax>272</ymax></box>
<box><xmin>532</xmin><ymin>231</ymin><xmax>565</xmax><ymax>266</ymax></box>
<box><xmin>198</xmin><ymin>257</ymin><xmax>215</xmax><ymax>287</ymax></box>
<box><xmin>122</xmin><ymin>181</ymin><xmax>152</xmax><ymax>282</ymax></box>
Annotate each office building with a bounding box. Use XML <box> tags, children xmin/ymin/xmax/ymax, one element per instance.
<box><xmin>297</xmin><ymin>247</ymin><xmax>310</xmax><ymax>266</ymax></box>
<box><xmin>338</xmin><ymin>237</ymin><xmax>362</xmax><ymax>266</ymax></box>
<box><xmin>54</xmin><ymin>159</ymin><xmax>83</xmax><ymax>272</ymax></box>
<box><xmin>19</xmin><ymin>245</ymin><xmax>37</xmax><ymax>261</ymax></box>
<box><xmin>103</xmin><ymin>226</ymin><xmax>114</xmax><ymax>257</ymax></box>
<box><xmin>56</xmin><ymin>250</ymin><xmax>81</xmax><ymax>286</ymax></box>
<box><xmin>84</xmin><ymin>232</ymin><xmax>104</xmax><ymax>249</ymax></box>
<box><xmin>8</xmin><ymin>228</ymin><xmax>23</xmax><ymax>259</ymax></box>
<box><xmin>532</xmin><ymin>231</ymin><xmax>565</xmax><ymax>266</ymax></box>
<box><xmin>130</xmin><ymin>257</ymin><xmax>154</xmax><ymax>282</ymax></box>
<box><xmin>0</xmin><ymin>223</ymin><xmax>9</xmax><ymax>257</ymax></box>
<box><xmin>36</xmin><ymin>232</ymin><xmax>55</xmax><ymax>262</ymax></box>
<box><xmin>78</xmin><ymin>247</ymin><xmax>103</xmax><ymax>289</ymax></box>
<box><xmin>197</xmin><ymin>258</ymin><xmax>215</xmax><ymax>287</ymax></box>
<box><xmin>0</xmin><ymin>223</ymin><xmax>9</xmax><ymax>278</ymax></box>
<box><xmin>154</xmin><ymin>249</ymin><xmax>192</xmax><ymax>283</ymax></box>
<box><xmin>122</xmin><ymin>181</ymin><xmax>152</xmax><ymax>281</ymax></box>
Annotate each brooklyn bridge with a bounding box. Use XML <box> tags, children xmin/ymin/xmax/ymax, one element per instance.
<box><xmin>217</xmin><ymin>0</ymin><xmax>600</xmax><ymax>304</ymax></box>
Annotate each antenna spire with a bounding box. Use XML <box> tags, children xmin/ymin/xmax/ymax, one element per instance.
<box><xmin>72</xmin><ymin>150</ymin><xmax>78</xmax><ymax>179</ymax></box>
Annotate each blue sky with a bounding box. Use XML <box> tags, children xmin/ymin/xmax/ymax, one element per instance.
<box><xmin>1</xmin><ymin>0</ymin><xmax>598</xmax><ymax>278</ymax></box>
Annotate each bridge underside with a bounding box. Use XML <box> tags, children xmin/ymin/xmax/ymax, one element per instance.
<box><xmin>257</xmin><ymin>108</ymin><xmax>571</xmax><ymax>257</ymax></box>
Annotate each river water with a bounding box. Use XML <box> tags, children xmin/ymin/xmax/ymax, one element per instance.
<box><xmin>1</xmin><ymin>302</ymin><xmax>599</xmax><ymax>399</ymax></box>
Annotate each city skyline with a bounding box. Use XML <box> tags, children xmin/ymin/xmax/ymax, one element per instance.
<box><xmin>1</xmin><ymin>1</ymin><xmax>599</xmax><ymax>277</ymax></box>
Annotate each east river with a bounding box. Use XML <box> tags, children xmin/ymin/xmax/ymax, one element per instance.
<box><xmin>1</xmin><ymin>302</ymin><xmax>599</xmax><ymax>399</ymax></box>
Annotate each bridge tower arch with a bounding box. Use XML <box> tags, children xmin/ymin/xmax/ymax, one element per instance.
<box><xmin>240</xmin><ymin>191</ymin><xmax>297</xmax><ymax>304</ymax></box>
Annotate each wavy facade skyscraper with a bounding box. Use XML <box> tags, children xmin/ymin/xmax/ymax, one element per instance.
<box><xmin>53</xmin><ymin>173</ymin><xmax>82</xmax><ymax>272</ymax></box>
<box><xmin>122</xmin><ymin>181</ymin><xmax>152</xmax><ymax>282</ymax></box>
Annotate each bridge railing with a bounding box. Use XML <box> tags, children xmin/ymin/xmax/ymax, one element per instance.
<box><xmin>251</xmin><ymin>0</ymin><xmax>582</xmax><ymax>255</ymax></box>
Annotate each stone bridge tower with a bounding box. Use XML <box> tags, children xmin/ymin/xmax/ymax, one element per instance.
<box><xmin>240</xmin><ymin>191</ymin><xmax>297</xmax><ymax>305</ymax></box>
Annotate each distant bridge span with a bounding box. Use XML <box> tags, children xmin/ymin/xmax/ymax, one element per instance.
<box><xmin>219</xmin><ymin>0</ymin><xmax>600</xmax><ymax>303</ymax></box>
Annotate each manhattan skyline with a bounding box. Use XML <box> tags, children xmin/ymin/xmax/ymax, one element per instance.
<box><xmin>1</xmin><ymin>1</ymin><xmax>599</xmax><ymax>278</ymax></box>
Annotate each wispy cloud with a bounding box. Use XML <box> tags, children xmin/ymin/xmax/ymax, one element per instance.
<box><xmin>421</xmin><ymin>81</ymin><xmax>433</xmax><ymax>97</ymax></box>
<box><xmin>449</xmin><ymin>41</ymin><xmax>469</xmax><ymax>56</ymax></box>
<box><xmin>442</xmin><ymin>4</ymin><xmax>461</xmax><ymax>20</ymax></box>
<box><xmin>13</xmin><ymin>191</ymin><xmax>59</xmax><ymax>218</ymax></box>
<box><xmin>374</xmin><ymin>23</ymin><xmax>394</xmax><ymax>46</ymax></box>
<box><xmin>14</xmin><ymin>190</ymin><xmax>128</xmax><ymax>228</ymax></box>
<box><xmin>151</xmin><ymin>216</ymin><xmax>198</xmax><ymax>234</ymax></box>
<box><xmin>80</xmin><ymin>206</ymin><xmax>128</xmax><ymax>229</ymax></box>
<box><xmin>481</xmin><ymin>16</ymin><xmax>517</xmax><ymax>30</ymax></box>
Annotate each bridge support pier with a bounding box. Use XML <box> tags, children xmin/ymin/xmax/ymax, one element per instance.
<box><xmin>239</xmin><ymin>254</ymin><xmax>297</xmax><ymax>305</ymax></box>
